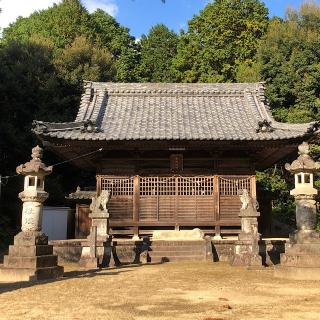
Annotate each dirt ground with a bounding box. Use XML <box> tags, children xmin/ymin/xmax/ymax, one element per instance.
<box><xmin>0</xmin><ymin>261</ymin><xmax>320</xmax><ymax>320</ymax></box>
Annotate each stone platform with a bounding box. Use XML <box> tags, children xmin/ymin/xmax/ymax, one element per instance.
<box><xmin>274</xmin><ymin>235</ymin><xmax>320</xmax><ymax>280</ymax></box>
<box><xmin>0</xmin><ymin>232</ymin><xmax>64</xmax><ymax>282</ymax></box>
<box><xmin>48</xmin><ymin>237</ymin><xmax>286</xmax><ymax>267</ymax></box>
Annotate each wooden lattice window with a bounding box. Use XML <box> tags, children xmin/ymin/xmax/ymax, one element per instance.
<box><xmin>100</xmin><ymin>177</ymin><xmax>133</xmax><ymax>196</ymax></box>
<box><xmin>140</xmin><ymin>177</ymin><xmax>176</xmax><ymax>196</ymax></box>
<box><xmin>158</xmin><ymin>177</ymin><xmax>176</xmax><ymax>195</ymax></box>
<box><xmin>219</xmin><ymin>176</ymin><xmax>251</xmax><ymax>196</ymax></box>
<box><xmin>178</xmin><ymin>177</ymin><xmax>214</xmax><ymax>196</ymax></box>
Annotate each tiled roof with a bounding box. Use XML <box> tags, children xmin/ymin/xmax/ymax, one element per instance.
<box><xmin>33</xmin><ymin>82</ymin><xmax>317</xmax><ymax>142</ymax></box>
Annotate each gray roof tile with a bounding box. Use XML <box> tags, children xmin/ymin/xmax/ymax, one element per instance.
<box><xmin>33</xmin><ymin>82</ymin><xmax>317</xmax><ymax>142</ymax></box>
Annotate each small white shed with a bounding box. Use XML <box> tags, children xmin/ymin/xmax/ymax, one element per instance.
<box><xmin>42</xmin><ymin>206</ymin><xmax>70</xmax><ymax>240</ymax></box>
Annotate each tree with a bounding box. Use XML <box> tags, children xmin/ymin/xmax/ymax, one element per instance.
<box><xmin>54</xmin><ymin>36</ymin><xmax>115</xmax><ymax>92</ymax></box>
<box><xmin>251</xmin><ymin>2</ymin><xmax>320</xmax><ymax>123</ymax></box>
<box><xmin>137</xmin><ymin>24</ymin><xmax>178</xmax><ymax>82</ymax></box>
<box><xmin>91</xmin><ymin>9</ymin><xmax>139</xmax><ymax>81</ymax></box>
<box><xmin>2</xmin><ymin>0</ymin><xmax>93</xmax><ymax>49</ymax></box>
<box><xmin>172</xmin><ymin>0</ymin><xmax>269</xmax><ymax>82</ymax></box>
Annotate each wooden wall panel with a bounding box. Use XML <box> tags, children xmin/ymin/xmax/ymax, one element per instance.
<box><xmin>108</xmin><ymin>196</ymin><xmax>133</xmax><ymax>221</ymax></box>
<box><xmin>139</xmin><ymin>196</ymin><xmax>157</xmax><ymax>221</ymax></box>
<box><xmin>97</xmin><ymin>174</ymin><xmax>254</xmax><ymax>230</ymax></box>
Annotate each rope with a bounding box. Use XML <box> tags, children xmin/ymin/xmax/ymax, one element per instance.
<box><xmin>51</xmin><ymin>148</ymin><xmax>103</xmax><ymax>167</ymax></box>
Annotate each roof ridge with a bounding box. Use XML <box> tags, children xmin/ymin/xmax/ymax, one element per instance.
<box><xmin>84</xmin><ymin>81</ymin><xmax>266</xmax><ymax>95</ymax></box>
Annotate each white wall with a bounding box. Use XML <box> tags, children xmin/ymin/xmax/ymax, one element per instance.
<box><xmin>42</xmin><ymin>206</ymin><xmax>70</xmax><ymax>240</ymax></box>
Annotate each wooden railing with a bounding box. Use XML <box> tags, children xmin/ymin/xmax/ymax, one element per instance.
<box><xmin>96</xmin><ymin>175</ymin><xmax>256</xmax><ymax>231</ymax></box>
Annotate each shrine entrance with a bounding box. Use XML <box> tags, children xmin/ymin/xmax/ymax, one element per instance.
<box><xmin>97</xmin><ymin>175</ymin><xmax>256</xmax><ymax>236</ymax></box>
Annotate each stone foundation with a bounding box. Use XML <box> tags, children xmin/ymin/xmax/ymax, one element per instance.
<box><xmin>0</xmin><ymin>232</ymin><xmax>63</xmax><ymax>282</ymax></box>
<box><xmin>48</xmin><ymin>238</ymin><xmax>286</xmax><ymax>267</ymax></box>
<box><xmin>274</xmin><ymin>232</ymin><xmax>320</xmax><ymax>280</ymax></box>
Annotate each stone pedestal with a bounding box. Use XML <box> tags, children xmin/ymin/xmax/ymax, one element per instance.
<box><xmin>230</xmin><ymin>189</ymin><xmax>262</xmax><ymax>267</ymax></box>
<box><xmin>230</xmin><ymin>234</ymin><xmax>262</xmax><ymax>267</ymax></box>
<box><xmin>79</xmin><ymin>191</ymin><xmax>113</xmax><ymax>269</ymax></box>
<box><xmin>275</xmin><ymin>142</ymin><xmax>320</xmax><ymax>280</ymax></box>
<box><xmin>79</xmin><ymin>240</ymin><xmax>115</xmax><ymax>269</ymax></box>
<box><xmin>0</xmin><ymin>231</ymin><xmax>63</xmax><ymax>282</ymax></box>
<box><xmin>275</xmin><ymin>196</ymin><xmax>320</xmax><ymax>280</ymax></box>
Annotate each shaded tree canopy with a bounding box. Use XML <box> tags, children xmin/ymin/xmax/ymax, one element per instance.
<box><xmin>172</xmin><ymin>0</ymin><xmax>269</xmax><ymax>82</ymax></box>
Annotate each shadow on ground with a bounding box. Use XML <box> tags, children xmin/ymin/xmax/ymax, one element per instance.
<box><xmin>0</xmin><ymin>265</ymin><xmax>135</xmax><ymax>294</ymax></box>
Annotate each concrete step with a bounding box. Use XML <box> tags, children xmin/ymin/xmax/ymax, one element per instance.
<box><xmin>151</xmin><ymin>240</ymin><xmax>206</xmax><ymax>246</ymax></box>
<box><xmin>149</xmin><ymin>246</ymin><xmax>206</xmax><ymax>252</ymax></box>
<box><xmin>148</xmin><ymin>240</ymin><xmax>209</xmax><ymax>263</ymax></box>
<box><xmin>150</xmin><ymin>256</ymin><xmax>206</xmax><ymax>263</ymax></box>
<box><xmin>149</xmin><ymin>250</ymin><xmax>205</xmax><ymax>257</ymax></box>
<box><xmin>9</xmin><ymin>245</ymin><xmax>53</xmax><ymax>257</ymax></box>
<box><xmin>3</xmin><ymin>255</ymin><xmax>58</xmax><ymax>269</ymax></box>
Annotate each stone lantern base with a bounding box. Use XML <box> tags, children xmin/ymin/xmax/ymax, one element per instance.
<box><xmin>0</xmin><ymin>231</ymin><xmax>64</xmax><ymax>282</ymax></box>
<box><xmin>274</xmin><ymin>231</ymin><xmax>320</xmax><ymax>280</ymax></box>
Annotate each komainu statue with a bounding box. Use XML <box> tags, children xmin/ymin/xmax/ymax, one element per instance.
<box><xmin>90</xmin><ymin>190</ymin><xmax>111</xmax><ymax>216</ymax></box>
<box><xmin>89</xmin><ymin>190</ymin><xmax>111</xmax><ymax>240</ymax></box>
<box><xmin>240</xmin><ymin>189</ymin><xmax>259</xmax><ymax>212</ymax></box>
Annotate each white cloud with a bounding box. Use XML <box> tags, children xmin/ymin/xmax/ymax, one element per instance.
<box><xmin>83</xmin><ymin>0</ymin><xmax>118</xmax><ymax>16</ymax></box>
<box><xmin>0</xmin><ymin>0</ymin><xmax>62</xmax><ymax>30</ymax></box>
<box><xmin>0</xmin><ymin>0</ymin><xmax>118</xmax><ymax>31</ymax></box>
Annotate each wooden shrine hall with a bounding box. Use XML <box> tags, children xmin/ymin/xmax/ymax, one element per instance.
<box><xmin>33</xmin><ymin>82</ymin><xmax>317</xmax><ymax>238</ymax></box>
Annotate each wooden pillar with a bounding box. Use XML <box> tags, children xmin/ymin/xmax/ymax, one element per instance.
<box><xmin>96</xmin><ymin>175</ymin><xmax>101</xmax><ymax>195</ymax></box>
<box><xmin>133</xmin><ymin>175</ymin><xmax>140</xmax><ymax>239</ymax></box>
<box><xmin>174</xmin><ymin>176</ymin><xmax>179</xmax><ymax>230</ymax></box>
<box><xmin>214</xmin><ymin>175</ymin><xmax>221</xmax><ymax>239</ymax></box>
<box><xmin>250</xmin><ymin>175</ymin><xmax>257</xmax><ymax>199</ymax></box>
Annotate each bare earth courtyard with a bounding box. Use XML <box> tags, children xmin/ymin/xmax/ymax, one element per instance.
<box><xmin>0</xmin><ymin>262</ymin><xmax>319</xmax><ymax>320</ymax></box>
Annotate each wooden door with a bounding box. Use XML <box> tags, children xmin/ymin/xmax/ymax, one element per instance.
<box><xmin>76</xmin><ymin>204</ymin><xmax>91</xmax><ymax>238</ymax></box>
<box><xmin>138</xmin><ymin>176</ymin><xmax>215</xmax><ymax>223</ymax></box>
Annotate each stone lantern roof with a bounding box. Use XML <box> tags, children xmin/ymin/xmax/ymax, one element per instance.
<box><xmin>16</xmin><ymin>145</ymin><xmax>52</xmax><ymax>176</ymax></box>
<box><xmin>285</xmin><ymin>142</ymin><xmax>320</xmax><ymax>173</ymax></box>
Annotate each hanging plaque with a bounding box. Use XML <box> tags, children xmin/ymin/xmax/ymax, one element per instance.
<box><xmin>170</xmin><ymin>154</ymin><xmax>183</xmax><ymax>172</ymax></box>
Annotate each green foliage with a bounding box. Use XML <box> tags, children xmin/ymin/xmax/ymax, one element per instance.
<box><xmin>0</xmin><ymin>40</ymin><xmax>65</xmax><ymax>175</ymax></box>
<box><xmin>253</xmin><ymin>2</ymin><xmax>320</xmax><ymax>122</ymax></box>
<box><xmin>91</xmin><ymin>9</ymin><xmax>139</xmax><ymax>81</ymax></box>
<box><xmin>54</xmin><ymin>36</ymin><xmax>116</xmax><ymax>88</ymax></box>
<box><xmin>256</xmin><ymin>168</ymin><xmax>288</xmax><ymax>193</ymax></box>
<box><xmin>272</xmin><ymin>199</ymin><xmax>296</xmax><ymax>227</ymax></box>
<box><xmin>257</xmin><ymin>166</ymin><xmax>296</xmax><ymax>227</ymax></box>
<box><xmin>1</xmin><ymin>1</ymin><xmax>137</xmax><ymax>82</ymax></box>
<box><xmin>172</xmin><ymin>0</ymin><xmax>269</xmax><ymax>82</ymax></box>
<box><xmin>2</xmin><ymin>0</ymin><xmax>93</xmax><ymax>49</ymax></box>
<box><xmin>137</xmin><ymin>24</ymin><xmax>178</xmax><ymax>82</ymax></box>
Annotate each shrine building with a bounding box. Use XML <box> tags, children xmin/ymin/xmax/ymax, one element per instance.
<box><xmin>32</xmin><ymin>82</ymin><xmax>317</xmax><ymax>239</ymax></box>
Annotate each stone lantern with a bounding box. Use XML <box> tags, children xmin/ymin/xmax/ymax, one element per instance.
<box><xmin>275</xmin><ymin>142</ymin><xmax>320</xmax><ymax>280</ymax></box>
<box><xmin>284</xmin><ymin>141</ymin><xmax>320</xmax><ymax>241</ymax></box>
<box><xmin>0</xmin><ymin>146</ymin><xmax>63</xmax><ymax>282</ymax></box>
<box><xmin>16</xmin><ymin>145</ymin><xmax>52</xmax><ymax>233</ymax></box>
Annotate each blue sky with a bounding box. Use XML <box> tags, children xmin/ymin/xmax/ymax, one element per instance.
<box><xmin>115</xmin><ymin>0</ymin><xmax>320</xmax><ymax>37</ymax></box>
<box><xmin>0</xmin><ymin>0</ymin><xmax>319</xmax><ymax>38</ymax></box>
